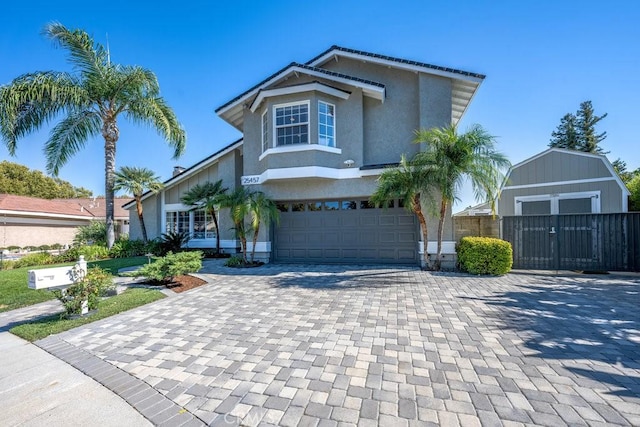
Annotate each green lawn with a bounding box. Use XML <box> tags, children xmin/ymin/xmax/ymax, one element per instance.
<box><xmin>0</xmin><ymin>256</ymin><xmax>148</xmax><ymax>313</ymax></box>
<box><xmin>11</xmin><ymin>288</ymin><xmax>165</xmax><ymax>342</ymax></box>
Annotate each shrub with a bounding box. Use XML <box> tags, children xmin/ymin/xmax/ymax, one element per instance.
<box><xmin>159</xmin><ymin>231</ymin><xmax>190</xmax><ymax>255</ymax></box>
<box><xmin>109</xmin><ymin>238</ymin><xmax>148</xmax><ymax>258</ymax></box>
<box><xmin>224</xmin><ymin>255</ymin><xmax>245</xmax><ymax>267</ymax></box>
<box><xmin>1</xmin><ymin>260</ymin><xmax>16</xmax><ymax>270</ymax></box>
<box><xmin>74</xmin><ymin>221</ymin><xmax>107</xmax><ymax>246</ymax></box>
<box><xmin>457</xmin><ymin>237</ymin><xmax>513</xmax><ymax>275</ymax></box>
<box><xmin>134</xmin><ymin>251</ymin><xmax>203</xmax><ymax>283</ymax></box>
<box><xmin>13</xmin><ymin>252</ymin><xmax>55</xmax><ymax>269</ymax></box>
<box><xmin>55</xmin><ymin>245</ymin><xmax>110</xmax><ymax>262</ymax></box>
<box><xmin>52</xmin><ymin>266</ymin><xmax>114</xmax><ymax>316</ymax></box>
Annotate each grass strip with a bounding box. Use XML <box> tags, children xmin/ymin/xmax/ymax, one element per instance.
<box><xmin>10</xmin><ymin>288</ymin><xmax>165</xmax><ymax>342</ymax></box>
<box><xmin>0</xmin><ymin>256</ymin><xmax>148</xmax><ymax>313</ymax></box>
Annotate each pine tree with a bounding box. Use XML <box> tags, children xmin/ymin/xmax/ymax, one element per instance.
<box><xmin>576</xmin><ymin>101</ymin><xmax>607</xmax><ymax>153</ymax></box>
<box><xmin>549</xmin><ymin>101</ymin><xmax>607</xmax><ymax>153</ymax></box>
<box><xmin>549</xmin><ymin>113</ymin><xmax>579</xmax><ymax>149</ymax></box>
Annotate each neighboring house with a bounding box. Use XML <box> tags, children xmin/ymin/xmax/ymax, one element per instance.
<box><xmin>0</xmin><ymin>194</ymin><xmax>94</xmax><ymax>247</ymax></box>
<box><xmin>0</xmin><ymin>194</ymin><xmax>133</xmax><ymax>248</ymax></box>
<box><xmin>60</xmin><ymin>197</ymin><xmax>133</xmax><ymax>236</ymax></box>
<box><xmin>453</xmin><ymin>202</ymin><xmax>492</xmax><ymax>216</ymax></box>
<box><xmin>499</xmin><ymin>148</ymin><xmax>630</xmax><ymax>217</ymax></box>
<box><xmin>126</xmin><ymin>46</ymin><xmax>485</xmax><ymax>266</ymax></box>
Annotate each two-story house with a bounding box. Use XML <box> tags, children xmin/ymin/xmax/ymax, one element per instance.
<box><xmin>125</xmin><ymin>46</ymin><xmax>485</xmax><ymax>266</ymax></box>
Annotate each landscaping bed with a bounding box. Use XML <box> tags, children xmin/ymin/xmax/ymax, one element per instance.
<box><xmin>165</xmin><ymin>274</ymin><xmax>207</xmax><ymax>293</ymax></box>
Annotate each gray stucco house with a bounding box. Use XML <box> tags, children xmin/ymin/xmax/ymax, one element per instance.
<box><xmin>499</xmin><ymin>148</ymin><xmax>630</xmax><ymax>217</ymax></box>
<box><xmin>125</xmin><ymin>46</ymin><xmax>485</xmax><ymax>266</ymax></box>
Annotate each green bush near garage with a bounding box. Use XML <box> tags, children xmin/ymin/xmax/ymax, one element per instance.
<box><xmin>457</xmin><ymin>237</ymin><xmax>513</xmax><ymax>275</ymax></box>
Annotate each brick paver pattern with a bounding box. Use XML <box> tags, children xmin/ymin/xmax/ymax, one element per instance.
<box><xmin>42</xmin><ymin>263</ymin><xmax>640</xmax><ymax>426</ymax></box>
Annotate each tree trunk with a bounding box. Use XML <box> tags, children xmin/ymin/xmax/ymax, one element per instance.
<box><xmin>251</xmin><ymin>224</ymin><xmax>259</xmax><ymax>263</ymax></box>
<box><xmin>102</xmin><ymin>115</ymin><xmax>119</xmax><ymax>249</ymax></box>
<box><xmin>240</xmin><ymin>235</ymin><xmax>247</xmax><ymax>262</ymax></box>
<box><xmin>136</xmin><ymin>196</ymin><xmax>148</xmax><ymax>242</ymax></box>
<box><xmin>413</xmin><ymin>194</ymin><xmax>431</xmax><ymax>270</ymax></box>
<box><xmin>434</xmin><ymin>199</ymin><xmax>447</xmax><ymax>271</ymax></box>
<box><xmin>210</xmin><ymin>206</ymin><xmax>221</xmax><ymax>253</ymax></box>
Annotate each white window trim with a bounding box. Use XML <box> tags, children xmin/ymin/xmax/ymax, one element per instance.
<box><xmin>318</xmin><ymin>100</ymin><xmax>336</xmax><ymax>148</ymax></box>
<box><xmin>273</xmin><ymin>100</ymin><xmax>310</xmax><ymax>148</ymax></box>
<box><xmin>514</xmin><ymin>191</ymin><xmax>601</xmax><ymax>215</ymax></box>
<box><xmin>162</xmin><ymin>206</ymin><xmax>219</xmax><ymax>241</ymax></box>
<box><xmin>261</xmin><ymin>110</ymin><xmax>268</xmax><ymax>153</ymax></box>
<box><xmin>259</xmin><ymin>144</ymin><xmax>341</xmax><ymax>161</ymax></box>
<box><xmin>191</xmin><ymin>208</ymin><xmax>219</xmax><ymax>240</ymax></box>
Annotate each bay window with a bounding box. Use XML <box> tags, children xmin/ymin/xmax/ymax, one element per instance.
<box><xmin>318</xmin><ymin>101</ymin><xmax>335</xmax><ymax>147</ymax></box>
<box><xmin>275</xmin><ymin>102</ymin><xmax>309</xmax><ymax>146</ymax></box>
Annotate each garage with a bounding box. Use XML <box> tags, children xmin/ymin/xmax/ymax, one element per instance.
<box><xmin>273</xmin><ymin>199</ymin><xmax>418</xmax><ymax>264</ymax></box>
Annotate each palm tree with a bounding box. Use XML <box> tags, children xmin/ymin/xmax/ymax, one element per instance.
<box><xmin>220</xmin><ymin>187</ymin><xmax>252</xmax><ymax>262</ymax></box>
<box><xmin>180</xmin><ymin>180</ymin><xmax>228</xmax><ymax>253</ymax></box>
<box><xmin>247</xmin><ymin>191</ymin><xmax>279</xmax><ymax>263</ymax></box>
<box><xmin>371</xmin><ymin>155</ymin><xmax>437</xmax><ymax>269</ymax></box>
<box><xmin>0</xmin><ymin>23</ymin><xmax>185</xmax><ymax>248</ymax></box>
<box><xmin>414</xmin><ymin>124</ymin><xmax>510</xmax><ymax>270</ymax></box>
<box><xmin>113</xmin><ymin>166</ymin><xmax>163</xmax><ymax>242</ymax></box>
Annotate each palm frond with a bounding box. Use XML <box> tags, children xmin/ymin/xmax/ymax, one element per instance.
<box><xmin>44</xmin><ymin>22</ymin><xmax>108</xmax><ymax>78</ymax></box>
<box><xmin>125</xmin><ymin>96</ymin><xmax>186</xmax><ymax>158</ymax></box>
<box><xmin>0</xmin><ymin>72</ymin><xmax>89</xmax><ymax>153</ymax></box>
<box><xmin>114</xmin><ymin>166</ymin><xmax>163</xmax><ymax>196</ymax></box>
<box><xmin>44</xmin><ymin>110</ymin><xmax>101</xmax><ymax>175</ymax></box>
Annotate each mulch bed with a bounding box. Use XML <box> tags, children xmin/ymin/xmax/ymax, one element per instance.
<box><xmin>165</xmin><ymin>275</ymin><xmax>208</xmax><ymax>293</ymax></box>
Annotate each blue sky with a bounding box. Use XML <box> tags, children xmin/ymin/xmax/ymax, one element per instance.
<box><xmin>1</xmin><ymin>0</ymin><xmax>638</xmax><ymax>210</ymax></box>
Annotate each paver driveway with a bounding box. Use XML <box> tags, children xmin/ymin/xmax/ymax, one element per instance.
<box><xmin>37</xmin><ymin>263</ymin><xmax>640</xmax><ymax>426</ymax></box>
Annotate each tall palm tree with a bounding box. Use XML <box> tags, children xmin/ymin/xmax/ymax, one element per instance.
<box><xmin>414</xmin><ymin>124</ymin><xmax>510</xmax><ymax>270</ymax></box>
<box><xmin>220</xmin><ymin>187</ymin><xmax>252</xmax><ymax>262</ymax></box>
<box><xmin>0</xmin><ymin>23</ymin><xmax>185</xmax><ymax>248</ymax></box>
<box><xmin>247</xmin><ymin>191</ymin><xmax>279</xmax><ymax>263</ymax></box>
<box><xmin>180</xmin><ymin>180</ymin><xmax>227</xmax><ymax>253</ymax></box>
<box><xmin>113</xmin><ymin>166</ymin><xmax>163</xmax><ymax>242</ymax></box>
<box><xmin>371</xmin><ymin>155</ymin><xmax>437</xmax><ymax>269</ymax></box>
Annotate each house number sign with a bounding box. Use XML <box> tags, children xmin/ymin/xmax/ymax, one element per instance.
<box><xmin>241</xmin><ymin>175</ymin><xmax>262</xmax><ymax>185</ymax></box>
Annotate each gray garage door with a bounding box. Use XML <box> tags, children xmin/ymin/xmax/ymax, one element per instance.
<box><xmin>273</xmin><ymin>199</ymin><xmax>418</xmax><ymax>264</ymax></box>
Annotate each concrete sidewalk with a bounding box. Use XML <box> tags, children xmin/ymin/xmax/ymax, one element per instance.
<box><xmin>0</xmin><ymin>332</ymin><xmax>151</xmax><ymax>426</ymax></box>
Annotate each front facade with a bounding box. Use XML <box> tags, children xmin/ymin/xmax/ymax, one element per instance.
<box><xmin>127</xmin><ymin>46</ymin><xmax>485</xmax><ymax>266</ymax></box>
<box><xmin>499</xmin><ymin>148</ymin><xmax>629</xmax><ymax>217</ymax></box>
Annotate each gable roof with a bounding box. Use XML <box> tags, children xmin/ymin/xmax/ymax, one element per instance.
<box><xmin>216</xmin><ymin>45</ymin><xmax>484</xmax><ymax>130</ymax></box>
<box><xmin>55</xmin><ymin>197</ymin><xmax>134</xmax><ymax>220</ymax></box>
<box><xmin>122</xmin><ymin>138</ymin><xmax>243</xmax><ymax>210</ymax></box>
<box><xmin>306</xmin><ymin>45</ymin><xmax>485</xmax><ymax>80</ymax></box>
<box><xmin>216</xmin><ymin>61</ymin><xmax>386</xmax><ymax>130</ymax></box>
<box><xmin>0</xmin><ymin>194</ymin><xmax>96</xmax><ymax>219</ymax></box>
<box><xmin>503</xmin><ymin>148</ymin><xmax>630</xmax><ymax>196</ymax></box>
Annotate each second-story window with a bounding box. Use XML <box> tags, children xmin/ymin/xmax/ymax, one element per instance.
<box><xmin>262</xmin><ymin>110</ymin><xmax>269</xmax><ymax>152</ymax></box>
<box><xmin>318</xmin><ymin>101</ymin><xmax>335</xmax><ymax>147</ymax></box>
<box><xmin>275</xmin><ymin>101</ymin><xmax>309</xmax><ymax>146</ymax></box>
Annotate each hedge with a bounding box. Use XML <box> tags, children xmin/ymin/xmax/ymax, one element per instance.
<box><xmin>457</xmin><ymin>237</ymin><xmax>513</xmax><ymax>275</ymax></box>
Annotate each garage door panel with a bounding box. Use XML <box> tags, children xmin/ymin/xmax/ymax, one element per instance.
<box><xmin>397</xmin><ymin>215</ymin><xmax>415</xmax><ymax>225</ymax></box>
<box><xmin>324</xmin><ymin>216</ymin><xmax>340</xmax><ymax>227</ymax></box>
<box><xmin>324</xmin><ymin>249</ymin><xmax>340</xmax><ymax>259</ymax></box>
<box><xmin>324</xmin><ymin>233</ymin><xmax>339</xmax><ymax>245</ymax></box>
<box><xmin>360</xmin><ymin>216</ymin><xmax>376</xmax><ymax>226</ymax></box>
<box><xmin>290</xmin><ymin>217</ymin><xmax>307</xmax><ymax>228</ymax></box>
<box><xmin>379</xmin><ymin>232</ymin><xmax>397</xmax><ymax>243</ymax></box>
<box><xmin>379</xmin><ymin>216</ymin><xmax>397</xmax><ymax>226</ymax></box>
<box><xmin>274</xmin><ymin>200</ymin><xmax>418</xmax><ymax>264</ymax></box>
<box><xmin>398</xmin><ymin>232</ymin><xmax>417</xmax><ymax>242</ymax></box>
<box><xmin>291</xmin><ymin>234</ymin><xmax>306</xmax><ymax>244</ymax></box>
